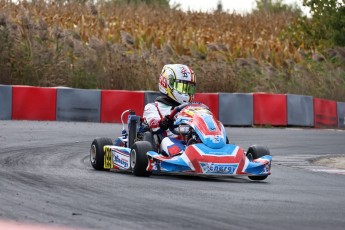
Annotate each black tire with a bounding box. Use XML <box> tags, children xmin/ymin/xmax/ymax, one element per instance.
<box><xmin>130</xmin><ymin>141</ymin><xmax>153</xmax><ymax>177</ymax></box>
<box><xmin>142</xmin><ymin>131</ymin><xmax>158</xmax><ymax>152</ymax></box>
<box><xmin>246</xmin><ymin>145</ymin><xmax>270</xmax><ymax>181</ymax></box>
<box><xmin>128</xmin><ymin>119</ymin><xmax>137</xmax><ymax>149</ymax></box>
<box><xmin>90</xmin><ymin>137</ymin><xmax>113</xmax><ymax>170</ymax></box>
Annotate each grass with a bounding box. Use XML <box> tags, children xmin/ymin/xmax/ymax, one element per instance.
<box><xmin>0</xmin><ymin>1</ymin><xmax>344</xmax><ymax>101</ymax></box>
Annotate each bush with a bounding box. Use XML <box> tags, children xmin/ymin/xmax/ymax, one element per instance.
<box><xmin>283</xmin><ymin>0</ymin><xmax>345</xmax><ymax>49</ymax></box>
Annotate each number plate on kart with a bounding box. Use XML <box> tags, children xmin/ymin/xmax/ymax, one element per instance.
<box><xmin>104</xmin><ymin>147</ymin><xmax>113</xmax><ymax>169</ymax></box>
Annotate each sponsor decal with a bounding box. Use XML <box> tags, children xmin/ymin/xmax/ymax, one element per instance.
<box><xmin>147</xmin><ymin>157</ymin><xmax>160</xmax><ymax>171</ymax></box>
<box><xmin>150</xmin><ymin>119</ymin><xmax>160</xmax><ymax>128</ymax></box>
<box><xmin>159</xmin><ymin>75</ymin><xmax>167</xmax><ymax>88</ymax></box>
<box><xmin>263</xmin><ymin>163</ymin><xmax>271</xmax><ymax>173</ymax></box>
<box><xmin>212</xmin><ymin>135</ymin><xmax>221</xmax><ymax>143</ymax></box>
<box><xmin>151</xmin><ymin>161</ymin><xmax>159</xmax><ymax>171</ymax></box>
<box><xmin>200</xmin><ymin>162</ymin><xmax>237</xmax><ymax>174</ymax></box>
<box><xmin>112</xmin><ymin>149</ymin><xmax>130</xmax><ymax>169</ymax></box>
<box><xmin>180</xmin><ymin>66</ymin><xmax>189</xmax><ymax>77</ymax></box>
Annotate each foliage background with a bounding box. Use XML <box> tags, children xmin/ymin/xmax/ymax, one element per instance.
<box><xmin>0</xmin><ymin>0</ymin><xmax>344</xmax><ymax>101</ymax></box>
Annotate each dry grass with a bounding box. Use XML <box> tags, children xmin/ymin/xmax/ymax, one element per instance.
<box><xmin>0</xmin><ymin>1</ymin><xmax>344</xmax><ymax>101</ymax></box>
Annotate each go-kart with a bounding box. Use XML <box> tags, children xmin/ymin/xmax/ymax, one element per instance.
<box><xmin>90</xmin><ymin>102</ymin><xmax>272</xmax><ymax>181</ymax></box>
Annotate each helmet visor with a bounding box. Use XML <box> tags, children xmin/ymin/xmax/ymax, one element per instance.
<box><xmin>173</xmin><ymin>81</ymin><xmax>196</xmax><ymax>95</ymax></box>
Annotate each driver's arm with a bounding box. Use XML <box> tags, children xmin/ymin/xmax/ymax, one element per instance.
<box><xmin>143</xmin><ymin>103</ymin><xmax>164</xmax><ymax>133</ymax></box>
<box><xmin>143</xmin><ymin>103</ymin><xmax>173</xmax><ymax>133</ymax></box>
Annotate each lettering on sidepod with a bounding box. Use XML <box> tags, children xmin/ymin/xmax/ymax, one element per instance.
<box><xmin>113</xmin><ymin>153</ymin><xmax>129</xmax><ymax>169</ymax></box>
<box><xmin>200</xmin><ymin>162</ymin><xmax>236</xmax><ymax>174</ymax></box>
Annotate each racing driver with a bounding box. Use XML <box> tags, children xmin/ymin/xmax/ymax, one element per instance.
<box><xmin>143</xmin><ymin>64</ymin><xmax>196</xmax><ymax>157</ymax></box>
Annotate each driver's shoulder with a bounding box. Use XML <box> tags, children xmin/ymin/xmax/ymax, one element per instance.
<box><xmin>156</xmin><ymin>101</ymin><xmax>173</xmax><ymax>108</ymax></box>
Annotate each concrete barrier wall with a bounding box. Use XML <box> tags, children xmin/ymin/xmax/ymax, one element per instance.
<box><xmin>0</xmin><ymin>85</ymin><xmax>12</xmax><ymax>120</ymax></box>
<box><xmin>337</xmin><ymin>102</ymin><xmax>345</xmax><ymax>129</ymax></box>
<box><xmin>287</xmin><ymin>94</ymin><xmax>314</xmax><ymax>127</ymax></box>
<box><xmin>12</xmin><ymin>86</ymin><xmax>56</xmax><ymax>121</ymax></box>
<box><xmin>56</xmin><ymin>88</ymin><xmax>101</xmax><ymax>122</ymax></box>
<box><xmin>194</xmin><ymin>93</ymin><xmax>219</xmax><ymax>119</ymax></box>
<box><xmin>2</xmin><ymin>85</ymin><xmax>345</xmax><ymax>128</ymax></box>
<box><xmin>101</xmin><ymin>90</ymin><xmax>145</xmax><ymax>123</ymax></box>
<box><xmin>144</xmin><ymin>91</ymin><xmax>161</xmax><ymax>105</ymax></box>
<box><xmin>219</xmin><ymin>93</ymin><xmax>253</xmax><ymax>126</ymax></box>
<box><xmin>253</xmin><ymin>93</ymin><xmax>287</xmax><ymax>126</ymax></box>
<box><xmin>314</xmin><ymin>98</ymin><xmax>338</xmax><ymax>128</ymax></box>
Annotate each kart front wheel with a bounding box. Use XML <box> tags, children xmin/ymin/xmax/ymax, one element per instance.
<box><xmin>247</xmin><ymin>145</ymin><xmax>270</xmax><ymax>181</ymax></box>
<box><xmin>130</xmin><ymin>141</ymin><xmax>153</xmax><ymax>177</ymax></box>
<box><xmin>90</xmin><ymin>137</ymin><xmax>113</xmax><ymax>170</ymax></box>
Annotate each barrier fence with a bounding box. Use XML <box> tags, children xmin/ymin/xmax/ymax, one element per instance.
<box><xmin>0</xmin><ymin>85</ymin><xmax>11</xmax><ymax>120</ymax></box>
<box><xmin>314</xmin><ymin>98</ymin><xmax>338</xmax><ymax>129</ymax></box>
<box><xmin>12</xmin><ymin>85</ymin><xmax>56</xmax><ymax>121</ymax></box>
<box><xmin>253</xmin><ymin>93</ymin><xmax>287</xmax><ymax>126</ymax></box>
<box><xmin>1</xmin><ymin>85</ymin><xmax>344</xmax><ymax>129</ymax></box>
<box><xmin>57</xmin><ymin>88</ymin><xmax>101</xmax><ymax>122</ymax></box>
<box><xmin>338</xmin><ymin>102</ymin><xmax>345</xmax><ymax>129</ymax></box>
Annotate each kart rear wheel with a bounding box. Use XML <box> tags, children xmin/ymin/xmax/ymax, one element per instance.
<box><xmin>142</xmin><ymin>132</ymin><xmax>158</xmax><ymax>152</ymax></box>
<box><xmin>90</xmin><ymin>137</ymin><xmax>113</xmax><ymax>170</ymax></box>
<box><xmin>247</xmin><ymin>145</ymin><xmax>270</xmax><ymax>181</ymax></box>
<box><xmin>130</xmin><ymin>141</ymin><xmax>153</xmax><ymax>177</ymax></box>
<box><xmin>128</xmin><ymin>119</ymin><xmax>137</xmax><ymax>149</ymax></box>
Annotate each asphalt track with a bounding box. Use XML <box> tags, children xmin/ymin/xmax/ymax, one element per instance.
<box><xmin>1</xmin><ymin>121</ymin><xmax>345</xmax><ymax>230</ymax></box>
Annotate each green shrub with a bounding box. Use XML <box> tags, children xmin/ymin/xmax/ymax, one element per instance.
<box><xmin>283</xmin><ymin>0</ymin><xmax>345</xmax><ymax>49</ymax></box>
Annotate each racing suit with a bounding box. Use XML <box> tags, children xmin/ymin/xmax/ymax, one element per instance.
<box><xmin>143</xmin><ymin>95</ymin><xmax>184</xmax><ymax>157</ymax></box>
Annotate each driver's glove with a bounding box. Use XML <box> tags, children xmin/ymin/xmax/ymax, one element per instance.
<box><xmin>159</xmin><ymin>115</ymin><xmax>173</xmax><ymax>130</ymax></box>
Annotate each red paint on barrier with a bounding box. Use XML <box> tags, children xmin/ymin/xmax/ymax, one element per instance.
<box><xmin>314</xmin><ymin>98</ymin><xmax>337</xmax><ymax>128</ymax></box>
<box><xmin>194</xmin><ymin>93</ymin><xmax>219</xmax><ymax>120</ymax></box>
<box><xmin>101</xmin><ymin>90</ymin><xmax>145</xmax><ymax>123</ymax></box>
<box><xmin>12</xmin><ymin>86</ymin><xmax>57</xmax><ymax>121</ymax></box>
<box><xmin>253</xmin><ymin>93</ymin><xmax>287</xmax><ymax>126</ymax></box>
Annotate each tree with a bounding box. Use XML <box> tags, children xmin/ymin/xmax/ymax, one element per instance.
<box><xmin>302</xmin><ymin>0</ymin><xmax>345</xmax><ymax>47</ymax></box>
<box><xmin>283</xmin><ymin>0</ymin><xmax>345</xmax><ymax>50</ymax></box>
<box><xmin>254</xmin><ymin>0</ymin><xmax>302</xmax><ymax>15</ymax></box>
<box><xmin>215</xmin><ymin>0</ymin><xmax>223</xmax><ymax>13</ymax></box>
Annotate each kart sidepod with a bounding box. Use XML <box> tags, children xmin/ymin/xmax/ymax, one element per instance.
<box><xmin>103</xmin><ymin>142</ymin><xmax>272</xmax><ymax>178</ymax></box>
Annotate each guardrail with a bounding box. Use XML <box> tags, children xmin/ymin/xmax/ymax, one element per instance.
<box><xmin>1</xmin><ymin>84</ymin><xmax>344</xmax><ymax>129</ymax></box>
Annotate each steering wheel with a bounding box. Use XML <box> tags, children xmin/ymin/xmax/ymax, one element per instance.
<box><xmin>167</xmin><ymin>102</ymin><xmax>210</xmax><ymax>135</ymax></box>
<box><xmin>166</xmin><ymin>103</ymin><xmax>189</xmax><ymax>135</ymax></box>
<box><xmin>167</xmin><ymin>102</ymin><xmax>209</xmax><ymax>120</ymax></box>
<box><xmin>167</xmin><ymin>103</ymin><xmax>189</xmax><ymax>120</ymax></box>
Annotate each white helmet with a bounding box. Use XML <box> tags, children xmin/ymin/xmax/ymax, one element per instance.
<box><xmin>158</xmin><ymin>64</ymin><xmax>196</xmax><ymax>104</ymax></box>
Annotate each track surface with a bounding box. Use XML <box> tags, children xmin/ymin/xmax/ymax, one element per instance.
<box><xmin>1</xmin><ymin>121</ymin><xmax>345</xmax><ymax>230</ymax></box>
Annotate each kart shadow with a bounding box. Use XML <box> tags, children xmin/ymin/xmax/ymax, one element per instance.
<box><xmin>151</xmin><ymin>173</ymin><xmax>268</xmax><ymax>184</ymax></box>
<box><xmin>89</xmin><ymin>168</ymin><xmax>269</xmax><ymax>184</ymax></box>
